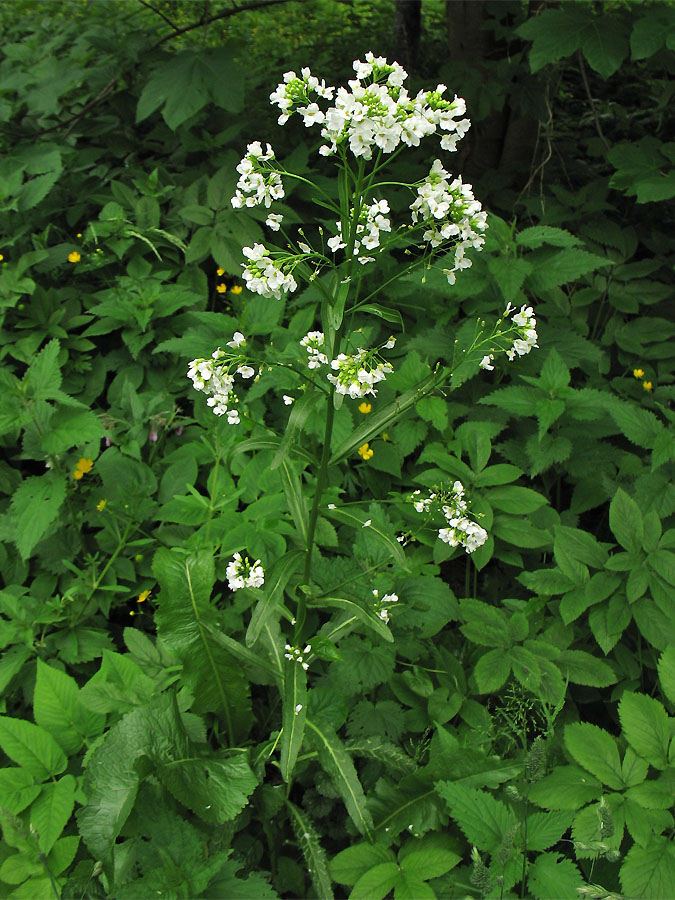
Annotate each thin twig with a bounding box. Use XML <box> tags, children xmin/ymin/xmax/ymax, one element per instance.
<box><xmin>136</xmin><ymin>0</ymin><xmax>182</xmax><ymax>32</ymax></box>
<box><xmin>578</xmin><ymin>49</ymin><xmax>610</xmax><ymax>151</ymax></box>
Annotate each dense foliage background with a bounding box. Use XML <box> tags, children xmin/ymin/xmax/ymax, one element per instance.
<box><xmin>0</xmin><ymin>1</ymin><xmax>674</xmax><ymax>898</ymax></box>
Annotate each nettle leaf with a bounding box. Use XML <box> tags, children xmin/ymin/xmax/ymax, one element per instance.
<box><xmin>434</xmin><ymin>783</ymin><xmax>518</xmax><ymax>853</ymax></box>
<box><xmin>525</xmin><ymin>811</ymin><xmax>574</xmax><ymax>852</ymax></box>
<box><xmin>564</xmin><ymin>722</ymin><xmax>623</xmax><ymax>790</ymax></box>
<box><xmin>618</xmin><ymin>692</ymin><xmax>671</xmax><ymax>770</ymax></box>
<box><xmin>9</xmin><ymin>473</ymin><xmax>67</xmax><ymax>560</ymax></box>
<box><xmin>515</xmin><ymin>226</ymin><xmax>581</xmax><ymax>249</ymax></box>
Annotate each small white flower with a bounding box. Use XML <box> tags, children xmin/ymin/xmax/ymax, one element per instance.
<box><xmin>479</xmin><ymin>354</ymin><xmax>494</xmax><ymax>371</ymax></box>
<box><xmin>363</xmin><ymin>519</ymin><xmax>372</xmax><ymax>528</ymax></box>
<box><xmin>237</xmin><ymin>365</ymin><xmax>255</xmax><ymax>379</ymax></box>
<box><xmin>295</xmin><ymin>704</ymin><xmax>303</xmax><ymax>714</ymax></box>
<box><xmin>283</xmin><ymin>394</ymin><xmax>294</xmax><ymax>405</ymax></box>
<box><xmin>227</xmin><ymin>331</ymin><xmax>246</xmax><ymax>348</ymax></box>
<box><xmin>226</xmin><ymin>552</ymin><xmax>265</xmax><ymax>590</ymax></box>
<box><xmin>266</xmin><ymin>212</ymin><xmax>283</xmax><ymax>231</ymax></box>
<box><xmin>327</xmin><ymin>503</ymin><xmax>336</xmax><ymax>509</ymax></box>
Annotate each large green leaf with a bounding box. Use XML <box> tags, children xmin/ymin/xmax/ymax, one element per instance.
<box><xmin>306</xmin><ymin>719</ymin><xmax>373</xmax><ymax>839</ymax></box>
<box><xmin>29</xmin><ymin>774</ymin><xmax>75</xmax><ymax>854</ymax></box>
<box><xmin>330</xmin><ymin>843</ymin><xmax>395</xmax><ymax>886</ymax></box>
<box><xmin>34</xmin><ymin>659</ymin><xmax>105</xmax><ymax>756</ymax></box>
<box><xmin>618</xmin><ymin>692</ymin><xmax>671</xmax><ymax>770</ymax></box>
<box><xmin>157</xmin><ymin>753</ymin><xmax>258</xmax><ymax>826</ymax></box>
<box><xmin>0</xmin><ymin>717</ymin><xmax>66</xmax><ymax>782</ymax></box>
<box><xmin>434</xmin><ymin>783</ymin><xmax>518</xmax><ymax>853</ymax></box>
<box><xmin>10</xmin><ymin>473</ymin><xmax>67</xmax><ymax>560</ymax></box>
<box><xmin>564</xmin><ymin>722</ymin><xmax>624</xmax><ymax>790</ymax></box>
<box><xmin>153</xmin><ymin>547</ymin><xmax>252</xmax><ymax>741</ymax></box>
<box><xmin>620</xmin><ymin>834</ymin><xmax>675</xmax><ymax>899</ymax></box>
<box><xmin>527</xmin><ymin>853</ymin><xmax>583</xmax><ymax>900</ymax></box>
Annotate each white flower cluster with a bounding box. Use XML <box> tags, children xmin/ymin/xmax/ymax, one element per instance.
<box><xmin>327</xmin><ymin>349</ymin><xmax>393</xmax><ymax>399</ymax></box>
<box><xmin>372</xmin><ymin>588</ymin><xmax>399</xmax><ymax>624</ymax></box>
<box><xmin>284</xmin><ymin>643</ymin><xmax>312</xmax><ymax>671</ymax></box>
<box><xmin>411</xmin><ymin>159</ymin><xmax>487</xmax><ymax>284</ymax></box>
<box><xmin>507</xmin><ymin>304</ymin><xmax>538</xmax><ymax>360</ymax></box>
<box><xmin>300</xmin><ymin>331</ymin><xmax>328</xmax><ymax>369</ymax></box>
<box><xmin>412</xmin><ymin>482</ymin><xmax>488</xmax><ymax>554</ymax></box>
<box><xmin>187</xmin><ymin>337</ymin><xmax>255</xmax><ymax>422</ymax></box>
<box><xmin>226</xmin><ymin>552</ymin><xmax>265</xmax><ymax>591</ymax></box>
<box><xmin>231</xmin><ymin>142</ymin><xmax>284</xmax><ymax>209</ymax></box>
<box><xmin>327</xmin><ymin>199</ymin><xmax>391</xmax><ymax>265</ymax></box>
<box><xmin>241</xmin><ymin>243</ymin><xmax>298</xmax><ymax>300</ymax></box>
<box><xmin>269</xmin><ymin>53</ymin><xmax>470</xmax><ymax>161</ymax></box>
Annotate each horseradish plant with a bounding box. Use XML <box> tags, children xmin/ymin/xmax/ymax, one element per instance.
<box><xmin>188</xmin><ymin>52</ymin><xmax>538</xmax><ymax>664</ymax></box>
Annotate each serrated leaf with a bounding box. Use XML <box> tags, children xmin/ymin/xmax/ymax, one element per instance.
<box><xmin>306</xmin><ymin>719</ymin><xmax>373</xmax><ymax>839</ymax></box>
<box><xmin>557</xmin><ymin>649</ymin><xmax>617</xmax><ymax>687</ymax></box>
<box><xmin>620</xmin><ymin>834</ymin><xmax>675</xmax><ymax>899</ymax></box>
<box><xmin>40</xmin><ymin>408</ymin><xmax>104</xmax><ymax>454</ymax></box>
<box><xmin>609</xmin><ymin>487</ymin><xmax>644</xmax><ymax>553</ymax></box>
<box><xmin>525</xmin><ymin>811</ymin><xmax>573</xmax><ymax>852</ymax></box>
<box><xmin>330</xmin><ymin>843</ymin><xmax>395</xmax><ymax>886</ymax></box>
<box><xmin>434</xmin><ymin>782</ymin><xmax>517</xmax><ymax>852</ymax></box>
<box><xmin>658</xmin><ymin>646</ymin><xmax>675</xmax><ymax>705</ymax></box>
<box><xmin>350</xmin><ymin>862</ymin><xmax>399</xmax><ymax>900</ymax></box>
<box><xmin>0</xmin><ymin>717</ymin><xmax>66</xmax><ymax>782</ymax></box>
<box><xmin>286</xmin><ymin>801</ymin><xmax>334</xmax><ymax>900</ymax></box>
<box><xmin>564</xmin><ymin>723</ymin><xmax>623</xmax><ymax>789</ymax></box>
<box><xmin>29</xmin><ymin>774</ymin><xmax>75</xmax><ymax>854</ymax></box>
<box><xmin>528</xmin><ymin>765</ymin><xmax>603</xmax><ymax>810</ymax></box>
<box><xmin>10</xmin><ymin>473</ymin><xmax>67</xmax><ymax>560</ymax></box>
<box><xmin>474</xmin><ymin>648</ymin><xmax>511</xmax><ymax>694</ymax></box>
<box><xmin>34</xmin><ymin>660</ymin><xmax>105</xmax><ymax>756</ymax></box>
<box><xmin>158</xmin><ymin>753</ymin><xmax>257</xmax><ymax>825</ymax></box>
<box><xmin>618</xmin><ymin>692</ymin><xmax>671</xmax><ymax>770</ymax></box>
<box><xmin>0</xmin><ymin>768</ymin><xmax>42</xmax><ymax>815</ymax></box>
<box><xmin>516</xmin><ymin>226</ymin><xmax>581</xmax><ymax>249</ymax></box>
<box><xmin>528</xmin><ymin>852</ymin><xmax>583</xmax><ymax>900</ymax></box>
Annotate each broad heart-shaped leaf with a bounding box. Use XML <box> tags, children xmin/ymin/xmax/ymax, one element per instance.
<box><xmin>330</xmin><ymin>843</ymin><xmax>395</xmax><ymax>886</ymax></box>
<box><xmin>279</xmin><ymin>660</ymin><xmax>307</xmax><ymax>783</ymax></box>
<box><xmin>528</xmin><ymin>852</ymin><xmax>583</xmax><ymax>900</ymax></box>
<box><xmin>434</xmin><ymin>782</ymin><xmax>518</xmax><ymax>853</ymax></box>
<box><xmin>153</xmin><ymin>547</ymin><xmax>252</xmax><ymax>742</ymax></box>
<box><xmin>564</xmin><ymin>722</ymin><xmax>624</xmax><ymax>790</ymax></box>
<box><xmin>618</xmin><ymin>691</ymin><xmax>671</xmax><ymax>770</ymax></box>
<box><xmin>620</xmin><ymin>834</ymin><xmax>675</xmax><ymax>899</ymax></box>
<box><xmin>29</xmin><ymin>774</ymin><xmax>75</xmax><ymax>854</ymax></box>
<box><xmin>609</xmin><ymin>487</ymin><xmax>644</xmax><ymax>553</ymax></box>
<box><xmin>305</xmin><ymin>719</ymin><xmax>374</xmax><ymax>840</ymax></box>
<box><xmin>286</xmin><ymin>801</ymin><xmax>334</xmax><ymax>900</ymax></box>
<box><xmin>658</xmin><ymin>645</ymin><xmax>675</xmax><ymax>705</ymax></box>
<box><xmin>34</xmin><ymin>659</ymin><xmax>105</xmax><ymax>756</ymax></box>
<box><xmin>10</xmin><ymin>472</ymin><xmax>67</xmax><ymax>560</ymax></box>
<box><xmin>0</xmin><ymin>717</ymin><xmax>66</xmax><ymax>782</ymax></box>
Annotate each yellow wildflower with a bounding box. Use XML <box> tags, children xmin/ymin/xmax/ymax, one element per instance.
<box><xmin>382</xmin><ymin>432</ymin><xmax>389</xmax><ymax>441</ymax></box>
<box><xmin>73</xmin><ymin>457</ymin><xmax>93</xmax><ymax>479</ymax></box>
<box><xmin>216</xmin><ymin>267</ymin><xmax>225</xmax><ymax>276</ymax></box>
<box><xmin>231</xmin><ymin>284</ymin><xmax>243</xmax><ymax>294</ymax></box>
<box><xmin>643</xmin><ymin>381</ymin><xmax>653</xmax><ymax>392</ymax></box>
<box><xmin>0</xmin><ymin>254</ymin><xmax>4</xmax><ymax>261</ymax></box>
<box><xmin>138</xmin><ymin>589</ymin><xmax>151</xmax><ymax>603</ymax></box>
<box><xmin>216</xmin><ymin>283</ymin><xmax>227</xmax><ymax>293</ymax></box>
<box><xmin>633</xmin><ymin>368</ymin><xmax>644</xmax><ymax>379</ymax></box>
<box><xmin>358</xmin><ymin>442</ymin><xmax>374</xmax><ymax>460</ymax></box>
<box><xmin>358</xmin><ymin>402</ymin><xmax>372</xmax><ymax>414</ymax></box>
<box><xmin>96</xmin><ymin>498</ymin><xmax>107</xmax><ymax>511</ymax></box>
<box><xmin>76</xmin><ymin>232</ymin><xmax>82</xmax><ymax>238</ymax></box>
<box><xmin>68</xmin><ymin>251</ymin><xmax>81</xmax><ymax>263</ymax></box>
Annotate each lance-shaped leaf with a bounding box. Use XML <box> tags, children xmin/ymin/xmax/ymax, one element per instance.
<box><xmin>286</xmin><ymin>801</ymin><xmax>334</xmax><ymax>899</ymax></box>
<box><xmin>306</xmin><ymin>719</ymin><xmax>373</xmax><ymax>839</ymax></box>
<box><xmin>279</xmin><ymin>660</ymin><xmax>307</xmax><ymax>783</ymax></box>
<box><xmin>328</xmin><ymin>369</ymin><xmax>446</xmax><ymax>465</ymax></box>
<box><xmin>153</xmin><ymin>547</ymin><xmax>252</xmax><ymax>742</ymax></box>
<box><xmin>279</xmin><ymin>458</ymin><xmax>309</xmax><ymax>544</ymax></box>
<box><xmin>307</xmin><ymin>595</ymin><xmax>394</xmax><ymax>643</ymax></box>
<box><xmin>246</xmin><ymin>550</ymin><xmax>303</xmax><ymax>648</ymax></box>
<box><xmin>323</xmin><ymin>506</ymin><xmax>407</xmax><ymax>569</ymax></box>
<box><xmin>271</xmin><ymin>391</ymin><xmax>322</xmax><ymax>471</ymax></box>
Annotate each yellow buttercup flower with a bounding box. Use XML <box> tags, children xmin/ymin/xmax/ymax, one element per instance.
<box><xmin>643</xmin><ymin>381</ymin><xmax>653</xmax><ymax>392</ymax></box>
<box><xmin>73</xmin><ymin>457</ymin><xmax>93</xmax><ymax>479</ymax></box>
<box><xmin>216</xmin><ymin>283</ymin><xmax>227</xmax><ymax>293</ymax></box>
<box><xmin>216</xmin><ymin>267</ymin><xmax>225</xmax><ymax>276</ymax></box>
<box><xmin>138</xmin><ymin>589</ymin><xmax>151</xmax><ymax>603</ymax></box>
<box><xmin>231</xmin><ymin>284</ymin><xmax>243</xmax><ymax>294</ymax></box>
<box><xmin>68</xmin><ymin>251</ymin><xmax>81</xmax><ymax>263</ymax></box>
<box><xmin>633</xmin><ymin>368</ymin><xmax>644</xmax><ymax>379</ymax></box>
<box><xmin>0</xmin><ymin>254</ymin><xmax>4</xmax><ymax>261</ymax></box>
<box><xmin>358</xmin><ymin>402</ymin><xmax>372</xmax><ymax>414</ymax></box>
<box><xmin>76</xmin><ymin>233</ymin><xmax>82</xmax><ymax>238</ymax></box>
<box><xmin>358</xmin><ymin>442</ymin><xmax>374</xmax><ymax>460</ymax></box>
<box><xmin>96</xmin><ymin>498</ymin><xmax>107</xmax><ymax>511</ymax></box>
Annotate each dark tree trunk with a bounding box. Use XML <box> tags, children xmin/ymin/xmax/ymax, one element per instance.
<box><xmin>392</xmin><ymin>0</ymin><xmax>422</xmax><ymax>74</ymax></box>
